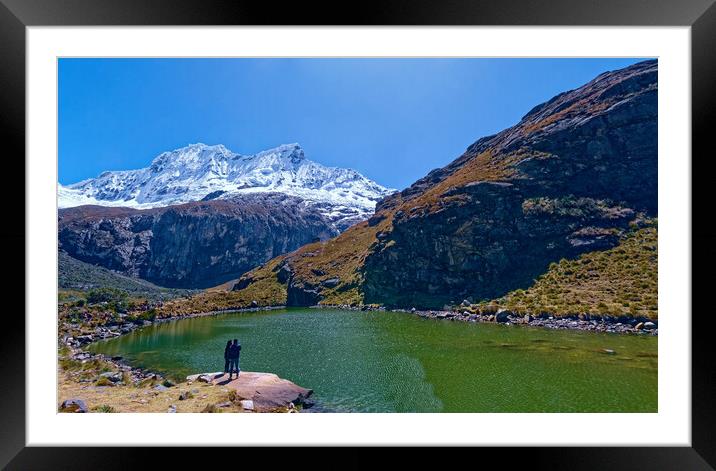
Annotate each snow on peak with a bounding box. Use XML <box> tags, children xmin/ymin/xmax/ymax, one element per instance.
<box><xmin>59</xmin><ymin>143</ymin><xmax>396</xmax><ymax>230</ymax></box>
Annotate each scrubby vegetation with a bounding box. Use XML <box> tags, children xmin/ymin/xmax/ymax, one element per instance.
<box><xmin>59</xmin><ymin>251</ymin><xmax>195</xmax><ymax>301</ymax></box>
<box><xmin>155</xmin><ymin>257</ymin><xmax>289</xmax><ymax>316</ymax></box>
<box><xmin>482</xmin><ymin>223</ymin><xmax>657</xmax><ymax>319</ymax></box>
<box><xmin>59</xmin><ymin>285</ymin><xmax>176</xmax><ymax>336</ymax></box>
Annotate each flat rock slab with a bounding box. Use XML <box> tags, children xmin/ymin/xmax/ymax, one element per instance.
<box><xmin>186</xmin><ymin>371</ymin><xmax>312</xmax><ymax>412</ymax></box>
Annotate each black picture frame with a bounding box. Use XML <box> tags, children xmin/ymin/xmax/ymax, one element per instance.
<box><xmin>1</xmin><ymin>0</ymin><xmax>713</xmax><ymax>467</ymax></box>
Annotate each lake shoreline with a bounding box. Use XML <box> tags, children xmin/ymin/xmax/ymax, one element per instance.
<box><xmin>59</xmin><ymin>305</ymin><xmax>304</xmax><ymax>413</ymax></box>
<box><xmin>58</xmin><ymin>299</ymin><xmax>656</xmax><ymax>411</ymax></box>
<box><xmin>78</xmin><ymin>306</ymin><xmax>657</xmax><ymax>413</ymax></box>
<box><xmin>311</xmin><ymin>305</ymin><xmax>658</xmax><ymax>336</ymax></box>
<box><xmin>61</xmin><ymin>300</ymin><xmax>656</xmax><ymax>364</ymax></box>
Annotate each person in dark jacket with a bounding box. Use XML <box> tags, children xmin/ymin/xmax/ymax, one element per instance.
<box><xmin>223</xmin><ymin>340</ymin><xmax>232</xmax><ymax>376</ymax></box>
<box><xmin>228</xmin><ymin>338</ymin><xmax>242</xmax><ymax>379</ymax></box>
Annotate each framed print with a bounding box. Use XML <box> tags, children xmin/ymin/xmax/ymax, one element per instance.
<box><xmin>2</xmin><ymin>0</ymin><xmax>714</xmax><ymax>467</ymax></box>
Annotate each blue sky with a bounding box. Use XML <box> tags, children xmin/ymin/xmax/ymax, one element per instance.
<box><xmin>59</xmin><ymin>57</ymin><xmax>648</xmax><ymax>190</ymax></box>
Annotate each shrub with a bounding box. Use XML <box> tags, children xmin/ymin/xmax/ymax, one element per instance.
<box><xmin>86</xmin><ymin>287</ymin><xmax>129</xmax><ymax>312</ymax></box>
<box><xmin>130</xmin><ymin>308</ymin><xmax>157</xmax><ymax>323</ymax></box>
<box><xmin>95</xmin><ymin>377</ymin><xmax>114</xmax><ymax>387</ymax></box>
<box><xmin>201</xmin><ymin>403</ymin><xmax>219</xmax><ymax>413</ymax></box>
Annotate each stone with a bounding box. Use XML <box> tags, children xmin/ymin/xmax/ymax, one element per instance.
<box><xmin>60</xmin><ymin>398</ymin><xmax>88</xmax><ymax>413</ymax></box>
<box><xmin>216</xmin><ymin>402</ymin><xmax>231</xmax><ymax>408</ymax></box>
<box><xmin>495</xmin><ymin>310</ymin><xmax>511</xmax><ymax>323</ymax></box>
<box><xmin>599</xmin><ymin>349</ymin><xmax>616</xmax><ymax>355</ymax></box>
<box><xmin>635</xmin><ymin>322</ymin><xmax>644</xmax><ymax>330</ymax></box>
<box><xmin>250</xmin><ymin>300</ymin><xmax>258</xmax><ymax>308</ymax></box>
<box><xmin>154</xmin><ymin>384</ymin><xmax>169</xmax><ymax>392</ymax></box>
<box><xmin>167</xmin><ymin>404</ymin><xmax>177</xmax><ymax>413</ymax></box>
<box><xmin>643</xmin><ymin>322</ymin><xmax>656</xmax><ymax>330</ymax></box>
<box><xmin>99</xmin><ymin>372</ymin><xmax>123</xmax><ymax>383</ymax></box>
<box><xmin>178</xmin><ymin>391</ymin><xmax>193</xmax><ymax>401</ymax></box>
<box><xmin>185</xmin><ymin>372</ymin><xmax>223</xmax><ymax>382</ymax></box>
<box><xmin>183</xmin><ymin>371</ymin><xmax>315</xmax><ymax>412</ymax></box>
<box><xmin>321</xmin><ymin>277</ymin><xmax>341</xmax><ymax>288</ymax></box>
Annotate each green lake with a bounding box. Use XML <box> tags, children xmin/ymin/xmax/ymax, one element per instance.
<box><xmin>88</xmin><ymin>308</ymin><xmax>658</xmax><ymax>412</ymax></box>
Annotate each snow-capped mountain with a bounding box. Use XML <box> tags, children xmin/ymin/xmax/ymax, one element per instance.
<box><xmin>59</xmin><ymin>143</ymin><xmax>396</xmax><ymax>231</ymax></box>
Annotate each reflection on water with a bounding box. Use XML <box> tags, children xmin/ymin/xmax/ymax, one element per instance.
<box><xmin>89</xmin><ymin>308</ymin><xmax>658</xmax><ymax>412</ymax></box>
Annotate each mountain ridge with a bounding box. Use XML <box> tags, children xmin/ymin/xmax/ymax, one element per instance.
<box><xmin>58</xmin><ymin>193</ymin><xmax>339</xmax><ymax>289</ymax></box>
<box><xmin>189</xmin><ymin>59</ymin><xmax>659</xmax><ymax>314</ymax></box>
<box><xmin>59</xmin><ymin>142</ymin><xmax>395</xmax><ymax>232</ymax></box>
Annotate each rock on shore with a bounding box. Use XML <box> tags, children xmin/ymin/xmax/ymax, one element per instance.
<box><xmin>186</xmin><ymin>372</ymin><xmax>313</xmax><ymax>412</ymax></box>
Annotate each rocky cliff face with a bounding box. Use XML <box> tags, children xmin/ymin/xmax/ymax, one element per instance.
<box><xmin>363</xmin><ymin>60</ymin><xmax>657</xmax><ymax>307</ymax></box>
<box><xmin>58</xmin><ymin>194</ymin><xmax>337</xmax><ymax>289</ymax></box>
<box><xmin>229</xmin><ymin>60</ymin><xmax>658</xmax><ymax>310</ymax></box>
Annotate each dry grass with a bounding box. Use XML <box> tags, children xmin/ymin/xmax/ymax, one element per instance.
<box><xmin>157</xmin><ymin>256</ymin><xmax>288</xmax><ymax>315</ymax></box>
<box><xmin>487</xmin><ymin>224</ymin><xmax>658</xmax><ymax>319</ymax></box>
<box><xmin>289</xmin><ymin>215</ymin><xmax>394</xmax><ymax>305</ymax></box>
<box><xmin>58</xmin><ymin>370</ymin><xmax>247</xmax><ymax>413</ymax></box>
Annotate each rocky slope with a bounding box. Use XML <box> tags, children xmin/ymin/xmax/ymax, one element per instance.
<box><xmin>221</xmin><ymin>60</ymin><xmax>657</xmax><ymax>313</ymax></box>
<box><xmin>58</xmin><ymin>193</ymin><xmax>337</xmax><ymax>289</ymax></box>
<box><xmin>59</xmin><ymin>251</ymin><xmax>194</xmax><ymax>300</ymax></box>
<box><xmin>59</xmin><ymin>142</ymin><xmax>395</xmax><ymax>232</ymax></box>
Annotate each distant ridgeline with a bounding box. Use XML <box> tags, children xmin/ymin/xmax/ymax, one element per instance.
<box><xmin>185</xmin><ymin>60</ymin><xmax>658</xmax><ymax>319</ymax></box>
<box><xmin>58</xmin><ymin>144</ymin><xmax>395</xmax><ymax>289</ymax></box>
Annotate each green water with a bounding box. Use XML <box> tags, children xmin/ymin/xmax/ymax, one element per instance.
<box><xmin>88</xmin><ymin>308</ymin><xmax>657</xmax><ymax>412</ymax></box>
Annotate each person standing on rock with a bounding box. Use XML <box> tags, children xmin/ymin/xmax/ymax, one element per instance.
<box><xmin>228</xmin><ymin>339</ymin><xmax>241</xmax><ymax>379</ymax></box>
<box><xmin>223</xmin><ymin>340</ymin><xmax>232</xmax><ymax>377</ymax></box>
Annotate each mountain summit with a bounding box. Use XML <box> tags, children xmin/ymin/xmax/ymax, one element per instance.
<box><xmin>59</xmin><ymin>143</ymin><xmax>395</xmax><ymax>231</ymax></box>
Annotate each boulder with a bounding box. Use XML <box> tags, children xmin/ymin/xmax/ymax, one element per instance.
<box><xmin>321</xmin><ymin>277</ymin><xmax>341</xmax><ymax>288</ymax></box>
<box><xmin>240</xmin><ymin>400</ymin><xmax>254</xmax><ymax>411</ymax></box>
<box><xmin>185</xmin><ymin>372</ymin><xmax>223</xmax><ymax>382</ymax></box>
<box><xmin>643</xmin><ymin>321</ymin><xmax>657</xmax><ymax>330</ymax></box>
<box><xmin>275</xmin><ymin>263</ymin><xmax>294</xmax><ymax>284</ymax></box>
<box><xmin>495</xmin><ymin>309</ymin><xmax>511</xmax><ymax>323</ymax></box>
<box><xmin>60</xmin><ymin>398</ymin><xmax>88</xmax><ymax>413</ymax></box>
<box><xmin>99</xmin><ymin>372</ymin><xmax>123</xmax><ymax>383</ymax></box>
